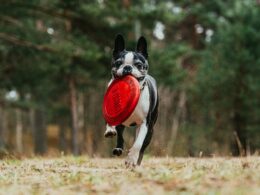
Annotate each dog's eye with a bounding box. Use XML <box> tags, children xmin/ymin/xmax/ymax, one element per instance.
<box><xmin>114</xmin><ymin>60</ymin><xmax>122</xmax><ymax>67</ymax></box>
<box><xmin>135</xmin><ymin>63</ymin><xmax>143</xmax><ymax>70</ymax></box>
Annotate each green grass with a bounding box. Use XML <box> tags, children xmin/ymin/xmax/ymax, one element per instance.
<box><xmin>0</xmin><ymin>156</ymin><xmax>260</xmax><ymax>194</ymax></box>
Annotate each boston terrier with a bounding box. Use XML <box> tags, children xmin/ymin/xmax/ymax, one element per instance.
<box><xmin>104</xmin><ymin>34</ymin><xmax>159</xmax><ymax>167</ymax></box>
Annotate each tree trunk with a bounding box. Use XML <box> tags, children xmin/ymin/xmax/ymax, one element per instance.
<box><xmin>34</xmin><ymin>107</ymin><xmax>47</xmax><ymax>155</ymax></box>
<box><xmin>232</xmin><ymin>110</ymin><xmax>246</xmax><ymax>156</ymax></box>
<box><xmin>0</xmin><ymin>106</ymin><xmax>7</xmax><ymax>151</ymax></box>
<box><xmin>78</xmin><ymin>92</ymin><xmax>84</xmax><ymax>153</ymax></box>
<box><xmin>69</xmin><ymin>77</ymin><xmax>80</xmax><ymax>155</ymax></box>
<box><xmin>167</xmin><ymin>90</ymin><xmax>186</xmax><ymax>154</ymax></box>
<box><xmin>231</xmin><ymin>65</ymin><xmax>247</xmax><ymax>156</ymax></box>
<box><xmin>15</xmin><ymin>109</ymin><xmax>23</xmax><ymax>154</ymax></box>
<box><xmin>29</xmin><ymin>108</ymin><xmax>35</xmax><ymax>137</ymax></box>
<box><xmin>58</xmin><ymin>119</ymin><xmax>67</xmax><ymax>153</ymax></box>
<box><xmin>83</xmin><ymin>93</ymin><xmax>94</xmax><ymax>156</ymax></box>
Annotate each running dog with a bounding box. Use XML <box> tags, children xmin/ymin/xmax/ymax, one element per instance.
<box><xmin>104</xmin><ymin>34</ymin><xmax>159</xmax><ymax>167</ymax></box>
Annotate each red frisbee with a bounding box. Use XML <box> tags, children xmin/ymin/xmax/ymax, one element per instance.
<box><xmin>102</xmin><ymin>75</ymin><xmax>140</xmax><ymax>126</ymax></box>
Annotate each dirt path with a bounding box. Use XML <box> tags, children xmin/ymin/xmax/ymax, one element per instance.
<box><xmin>0</xmin><ymin>157</ymin><xmax>260</xmax><ymax>194</ymax></box>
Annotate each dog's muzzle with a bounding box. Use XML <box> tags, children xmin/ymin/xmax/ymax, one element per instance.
<box><xmin>122</xmin><ymin>65</ymin><xmax>132</xmax><ymax>75</ymax></box>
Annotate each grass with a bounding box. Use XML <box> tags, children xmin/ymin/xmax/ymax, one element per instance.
<box><xmin>0</xmin><ymin>156</ymin><xmax>260</xmax><ymax>195</ymax></box>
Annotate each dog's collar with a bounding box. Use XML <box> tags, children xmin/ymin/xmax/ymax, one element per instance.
<box><xmin>140</xmin><ymin>78</ymin><xmax>147</xmax><ymax>91</ymax></box>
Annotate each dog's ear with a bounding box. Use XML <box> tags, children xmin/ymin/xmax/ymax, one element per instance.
<box><xmin>136</xmin><ymin>36</ymin><xmax>148</xmax><ymax>59</ymax></box>
<box><xmin>113</xmin><ymin>34</ymin><xmax>125</xmax><ymax>57</ymax></box>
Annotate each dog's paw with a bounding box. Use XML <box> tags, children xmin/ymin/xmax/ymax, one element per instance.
<box><xmin>113</xmin><ymin>148</ymin><xmax>123</xmax><ymax>156</ymax></box>
<box><xmin>125</xmin><ymin>151</ymin><xmax>138</xmax><ymax>168</ymax></box>
<box><xmin>104</xmin><ymin>125</ymin><xmax>117</xmax><ymax>138</ymax></box>
<box><xmin>125</xmin><ymin>156</ymin><xmax>137</xmax><ymax>168</ymax></box>
<box><xmin>104</xmin><ymin>131</ymin><xmax>116</xmax><ymax>138</ymax></box>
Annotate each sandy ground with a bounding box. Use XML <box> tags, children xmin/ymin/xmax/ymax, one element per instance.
<box><xmin>0</xmin><ymin>156</ymin><xmax>260</xmax><ymax>195</ymax></box>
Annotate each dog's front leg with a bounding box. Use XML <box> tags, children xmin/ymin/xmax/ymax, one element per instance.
<box><xmin>104</xmin><ymin>124</ymin><xmax>117</xmax><ymax>138</ymax></box>
<box><xmin>125</xmin><ymin>120</ymin><xmax>148</xmax><ymax>168</ymax></box>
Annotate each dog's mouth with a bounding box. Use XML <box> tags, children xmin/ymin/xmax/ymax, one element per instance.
<box><xmin>112</xmin><ymin>66</ymin><xmax>146</xmax><ymax>82</ymax></box>
<box><xmin>113</xmin><ymin>72</ymin><xmax>145</xmax><ymax>82</ymax></box>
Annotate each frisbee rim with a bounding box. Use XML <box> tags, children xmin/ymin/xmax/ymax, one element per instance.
<box><xmin>102</xmin><ymin>75</ymin><xmax>140</xmax><ymax>126</ymax></box>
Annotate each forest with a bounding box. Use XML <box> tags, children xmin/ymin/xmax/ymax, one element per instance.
<box><xmin>0</xmin><ymin>0</ymin><xmax>259</xmax><ymax>158</ymax></box>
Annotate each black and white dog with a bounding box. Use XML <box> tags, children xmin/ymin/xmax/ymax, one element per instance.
<box><xmin>104</xmin><ymin>34</ymin><xmax>158</xmax><ymax>167</ymax></box>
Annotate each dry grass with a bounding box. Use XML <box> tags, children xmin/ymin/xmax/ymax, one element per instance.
<box><xmin>0</xmin><ymin>156</ymin><xmax>260</xmax><ymax>195</ymax></box>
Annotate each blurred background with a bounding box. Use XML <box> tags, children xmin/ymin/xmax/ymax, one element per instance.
<box><xmin>0</xmin><ymin>0</ymin><xmax>259</xmax><ymax>158</ymax></box>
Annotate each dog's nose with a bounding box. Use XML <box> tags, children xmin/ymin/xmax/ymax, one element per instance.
<box><xmin>123</xmin><ymin>65</ymin><xmax>132</xmax><ymax>75</ymax></box>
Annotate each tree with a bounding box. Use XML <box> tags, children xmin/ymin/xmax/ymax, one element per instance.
<box><xmin>198</xmin><ymin>0</ymin><xmax>260</xmax><ymax>155</ymax></box>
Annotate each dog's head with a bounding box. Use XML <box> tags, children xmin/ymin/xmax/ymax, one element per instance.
<box><xmin>111</xmin><ymin>34</ymin><xmax>149</xmax><ymax>82</ymax></box>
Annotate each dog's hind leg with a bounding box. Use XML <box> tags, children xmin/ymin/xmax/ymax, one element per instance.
<box><xmin>125</xmin><ymin>121</ymin><xmax>148</xmax><ymax>167</ymax></box>
<box><xmin>137</xmin><ymin>97</ymin><xmax>159</xmax><ymax>165</ymax></box>
<box><xmin>137</xmin><ymin>127</ymin><xmax>153</xmax><ymax>165</ymax></box>
<box><xmin>113</xmin><ymin>125</ymin><xmax>125</xmax><ymax>156</ymax></box>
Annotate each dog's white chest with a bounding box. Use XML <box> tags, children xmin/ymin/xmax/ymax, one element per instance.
<box><xmin>123</xmin><ymin>85</ymin><xmax>150</xmax><ymax>127</ymax></box>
